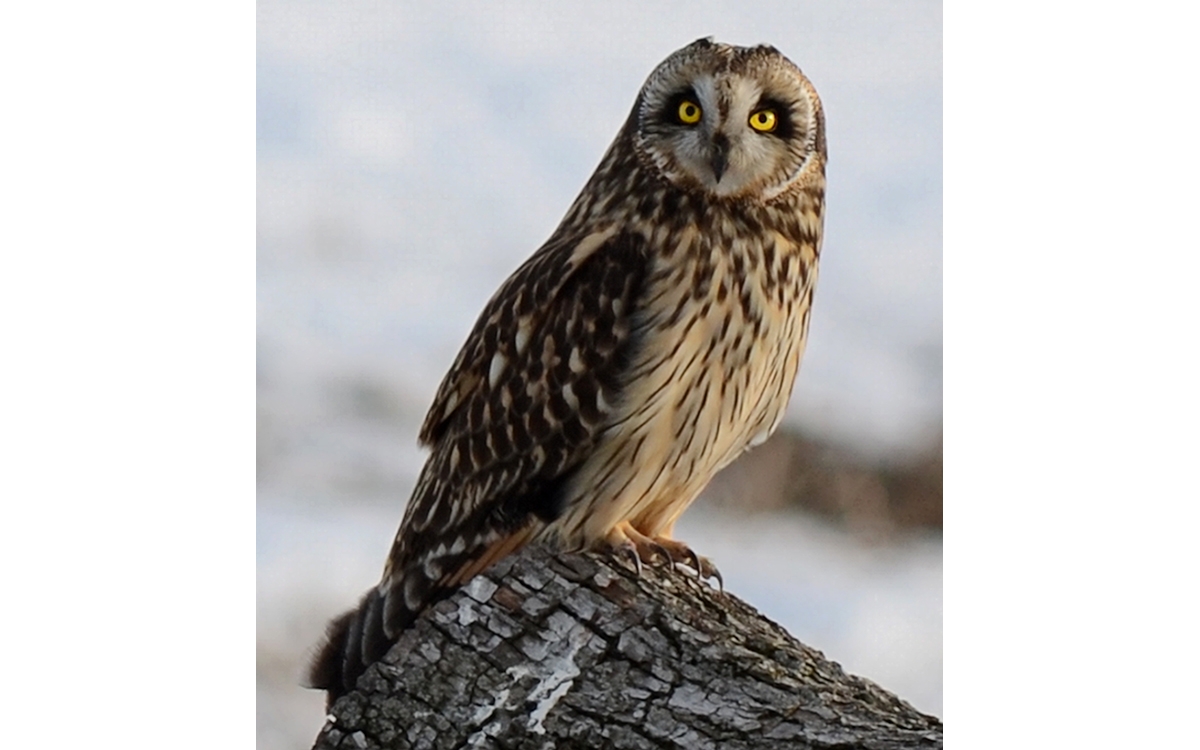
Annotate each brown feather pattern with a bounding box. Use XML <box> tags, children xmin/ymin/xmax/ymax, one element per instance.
<box><xmin>309</xmin><ymin>38</ymin><xmax>827</xmax><ymax>704</ymax></box>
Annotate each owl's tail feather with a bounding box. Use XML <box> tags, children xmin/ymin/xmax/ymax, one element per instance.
<box><xmin>307</xmin><ymin>524</ymin><xmax>543</xmax><ymax>706</ymax></box>
<box><xmin>306</xmin><ymin>587</ymin><xmax>401</xmax><ymax>707</ymax></box>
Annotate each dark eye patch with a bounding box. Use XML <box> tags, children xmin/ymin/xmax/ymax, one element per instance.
<box><xmin>752</xmin><ymin>95</ymin><xmax>796</xmax><ymax>140</ymax></box>
<box><xmin>662</xmin><ymin>87</ymin><xmax>701</xmax><ymax>126</ymax></box>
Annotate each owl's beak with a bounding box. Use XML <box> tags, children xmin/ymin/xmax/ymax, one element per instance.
<box><xmin>710</xmin><ymin>134</ymin><xmax>729</xmax><ymax>183</ymax></box>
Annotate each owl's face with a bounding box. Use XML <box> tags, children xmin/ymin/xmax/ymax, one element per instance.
<box><xmin>632</xmin><ymin>39</ymin><xmax>825</xmax><ymax>202</ymax></box>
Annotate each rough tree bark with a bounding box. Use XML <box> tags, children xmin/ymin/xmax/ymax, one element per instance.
<box><xmin>312</xmin><ymin>546</ymin><xmax>942</xmax><ymax>750</ymax></box>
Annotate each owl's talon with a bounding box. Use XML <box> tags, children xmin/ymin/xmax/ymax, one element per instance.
<box><xmin>612</xmin><ymin>541</ymin><xmax>643</xmax><ymax>576</ymax></box>
<box><xmin>650</xmin><ymin>536</ymin><xmax>722</xmax><ymax>590</ymax></box>
<box><xmin>695</xmin><ymin>554</ymin><xmax>722</xmax><ymax>589</ymax></box>
<box><xmin>606</xmin><ymin>521</ymin><xmax>678</xmax><ymax>573</ymax></box>
<box><xmin>691</xmin><ymin>554</ymin><xmax>723</xmax><ymax>590</ymax></box>
<box><xmin>707</xmin><ymin>563</ymin><xmax>724</xmax><ymax>592</ymax></box>
<box><xmin>648</xmin><ymin>541</ymin><xmax>675</xmax><ymax>572</ymax></box>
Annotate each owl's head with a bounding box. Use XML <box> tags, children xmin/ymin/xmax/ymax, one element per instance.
<box><xmin>631</xmin><ymin>38</ymin><xmax>825</xmax><ymax>202</ymax></box>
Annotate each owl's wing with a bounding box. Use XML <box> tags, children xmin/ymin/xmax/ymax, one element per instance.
<box><xmin>397</xmin><ymin>225</ymin><xmax>649</xmax><ymax>613</ymax></box>
<box><xmin>310</xmin><ymin>227</ymin><xmax>651</xmax><ymax>699</ymax></box>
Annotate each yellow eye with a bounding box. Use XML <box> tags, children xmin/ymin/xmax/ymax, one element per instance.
<box><xmin>749</xmin><ymin>109</ymin><xmax>778</xmax><ymax>133</ymax></box>
<box><xmin>677</xmin><ymin>100</ymin><xmax>702</xmax><ymax>125</ymax></box>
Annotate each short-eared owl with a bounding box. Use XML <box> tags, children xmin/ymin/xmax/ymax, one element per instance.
<box><xmin>310</xmin><ymin>37</ymin><xmax>826</xmax><ymax>703</ymax></box>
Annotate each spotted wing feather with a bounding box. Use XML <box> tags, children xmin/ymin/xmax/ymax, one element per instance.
<box><xmin>308</xmin><ymin>229</ymin><xmax>649</xmax><ymax>701</ymax></box>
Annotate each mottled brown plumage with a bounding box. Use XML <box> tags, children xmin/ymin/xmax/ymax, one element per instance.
<box><xmin>309</xmin><ymin>37</ymin><xmax>826</xmax><ymax>704</ymax></box>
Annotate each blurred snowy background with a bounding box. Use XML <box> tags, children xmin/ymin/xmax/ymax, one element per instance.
<box><xmin>257</xmin><ymin>2</ymin><xmax>941</xmax><ymax>748</ymax></box>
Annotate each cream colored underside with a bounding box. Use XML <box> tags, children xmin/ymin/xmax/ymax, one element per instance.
<box><xmin>540</xmin><ymin>233</ymin><xmax>815</xmax><ymax>548</ymax></box>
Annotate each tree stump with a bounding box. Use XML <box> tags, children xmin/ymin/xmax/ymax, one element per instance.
<box><xmin>312</xmin><ymin>546</ymin><xmax>942</xmax><ymax>750</ymax></box>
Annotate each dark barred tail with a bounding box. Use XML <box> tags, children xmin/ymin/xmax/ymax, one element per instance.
<box><xmin>308</xmin><ymin>534</ymin><xmax>525</xmax><ymax>704</ymax></box>
<box><xmin>307</xmin><ymin>587</ymin><xmax>395</xmax><ymax>707</ymax></box>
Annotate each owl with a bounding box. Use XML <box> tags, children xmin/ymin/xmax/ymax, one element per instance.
<box><xmin>309</xmin><ymin>37</ymin><xmax>826</xmax><ymax>703</ymax></box>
